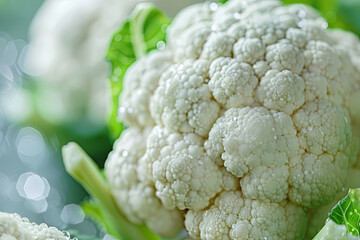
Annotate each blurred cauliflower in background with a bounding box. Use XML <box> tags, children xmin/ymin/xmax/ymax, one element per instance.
<box><xmin>25</xmin><ymin>0</ymin><xmax>202</xmax><ymax>126</ymax></box>
<box><xmin>0</xmin><ymin>212</ymin><xmax>74</xmax><ymax>240</ymax></box>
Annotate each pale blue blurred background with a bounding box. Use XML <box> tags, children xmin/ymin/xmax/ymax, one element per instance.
<box><xmin>0</xmin><ymin>0</ymin><xmax>101</xmax><ymax>236</ymax></box>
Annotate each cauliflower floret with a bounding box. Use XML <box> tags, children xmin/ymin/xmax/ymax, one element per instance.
<box><xmin>233</xmin><ymin>37</ymin><xmax>265</xmax><ymax>64</ymax></box>
<box><xmin>105</xmin><ymin>127</ymin><xmax>184</xmax><ymax>238</ymax></box>
<box><xmin>266</xmin><ymin>40</ymin><xmax>305</xmax><ymax>74</ymax></box>
<box><xmin>206</xmin><ymin>107</ymin><xmax>298</xmax><ymax>202</ymax></box>
<box><xmin>118</xmin><ymin>50</ymin><xmax>173</xmax><ymax>127</ymax></box>
<box><xmin>293</xmin><ymin>100</ymin><xmax>351</xmax><ymax>155</ymax></box>
<box><xmin>200</xmin><ymin>32</ymin><xmax>236</xmax><ymax>61</ymax></box>
<box><xmin>142</xmin><ymin>126</ymin><xmax>237</xmax><ymax>210</ymax></box>
<box><xmin>167</xmin><ymin>3</ymin><xmax>213</xmax><ymax>46</ymax></box>
<box><xmin>185</xmin><ymin>191</ymin><xmax>307</xmax><ymax>240</ymax></box>
<box><xmin>256</xmin><ymin>70</ymin><xmax>305</xmax><ymax>114</ymax></box>
<box><xmin>172</xmin><ymin>22</ymin><xmax>212</xmax><ymax>62</ymax></box>
<box><xmin>0</xmin><ymin>212</ymin><xmax>70</xmax><ymax>240</ymax></box>
<box><xmin>304</xmin><ymin>41</ymin><xmax>355</xmax><ymax>107</ymax></box>
<box><xmin>208</xmin><ymin>57</ymin><xmax>258</xmax><ymax>108</ymax></box>
<box><xmin>289</xmin><ymin>100</ymin><xmax>351</xmax><ymax>208</ymax></box>
<box><xmin>150</xmin><ymin>60</ymin><xmax>220</xmax><ymax>137</ymax></box>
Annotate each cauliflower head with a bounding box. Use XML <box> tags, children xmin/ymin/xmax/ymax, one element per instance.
<box><xmin>105</xmin><ymin>0</ymin><xmax>360</xmax><ymax>239</ymax></box>
<box><xmin>0</xmin><ymin>212</ymin><xmax>74</xmax><ymax>240</ymax></box>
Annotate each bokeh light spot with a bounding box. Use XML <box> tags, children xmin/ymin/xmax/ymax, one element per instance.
<box><xmin>16</xmin><ymin>127</ymin><xmax>47</xmax><ymax>167</ymax></box>
<box><xmin>60</xmin><ymin>204</ymin><xmax>85</xmax><ymax>225</ymax></box>
<box><xmin>24</xmin><ymin>198</ymin><xmax>48</xmax><ymax>213</ymax></box>
<box><xmin>16</xmin><ymin>172</ymin><xmax>50</xmax><ymax>200</ymax></box>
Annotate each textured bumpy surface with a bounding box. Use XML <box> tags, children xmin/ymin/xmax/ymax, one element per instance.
<box><xmin>105</xmin><ymin>0</ymin><xmax>360</xmax><ymax>239</ymax></box>
<box><xmin>0</xmin><ymin>212</ymin><xmax>71</xmax><ymax>240</ymax></box>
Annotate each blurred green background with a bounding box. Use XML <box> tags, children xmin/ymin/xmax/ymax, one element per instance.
<box><xmin>282</xmin><ymin>0</ymin><xmax>360</xmax><ymax>36</ymax></box>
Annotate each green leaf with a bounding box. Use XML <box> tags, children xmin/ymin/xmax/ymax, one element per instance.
<box><xmin>106</xmin><ymin>3</ymin><xmax>170</xmax><ymax>139</ymax></box>
<box><xmin>81</xmin><ymin>199</ymin><xmax>117</xmax><ymax>237</ymax></box>
<box><xmin>280</xmin><ymin>0</ymin><xmax>360</xmax><ymax>36</ymax></box>
<box><xmin>218</xmin><ymin>0</ymin><xmax>229</xmax><ymax>4</ymax></box>
<box><xmin>281</xmin><ymin>0</ymin><xmax>314</xmax><ymax>4</ymax></box>
<box><xmin>338</xmin><ymin>0</ymin><xmax>360</xmax><ymax>36</ymax></box>
<box><xmin>327</xmin><ymin>189</ymin><xmax>360</xmax><ymax>236</ymax></box>
<box><xmin>313</xmin><ymin>189</ymin><xmax>360</xmax><ymax>240</ymax></box>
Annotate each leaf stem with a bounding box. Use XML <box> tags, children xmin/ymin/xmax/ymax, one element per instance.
<box><xmin>131</xmin><ymin>3</ymin><xmax>154</xmax><ymax>58</ymax></box>
<box><xmin>62</xmin><ymin>142</ymin><xmax>160</xmax><ymax>240</ymax></box>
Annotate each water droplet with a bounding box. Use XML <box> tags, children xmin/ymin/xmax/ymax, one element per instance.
<box><xmin>114</xmin><ymin>67</ymin><xmax>122</xmax><ymax>76</ymax></box>
<box><xmin>234</xmin><ymin>12</ymin><xmax>241</xmax><ymax>20</ymax></box>
<box><xmin>211</xmin><ymin>24</ymin><xmax>219</xmax><ymax>31</ymax></box>
<box><xmin>321</xmin><ymin>22</ymin><xmax>328</xmax><ymax>29</ymax></box>
<box><xmin>156</xmin><ymin>41</ymin><xmax>166</xmax><ymax>50</ymax></box>
<box><xmin>63</xmin><ymin>231</ymin><xmax>71</xmax><ymax>238</ymax></box>
<box><xmin>209</xmin><ymin>2</ymin><xmax>218</xmax><ymax>11</ymax></box>
<box><xmin>127</xmin><ymin>107</ymin><xmax>134</xmax><ymax>114</ymax></box>
<box><xmin>121</xmin><ymin>150</ymin><xmax>129</xmax><ymax>157</ymax></box>
<box><xmin>297</xmin><ymin>20</ymin><xmax>306</xmax><ymax>28</ymax></box>
<box><xmin>298</xmin><ymin>10</ymin><xmax>306</xmax><ymax>18</ymax></box>
<box><xmin>115</xmin><ymin>34</ymin><xmax>122</xmax><ymax>41</ymax></box>
<box><xmin>118</xmin><ymin>106</ymin><xmax>126</xmax><ymax>114</ymax></box>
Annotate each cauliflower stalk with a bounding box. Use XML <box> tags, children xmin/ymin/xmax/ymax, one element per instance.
<box><xmin>62</xmin><ymin>0</ymin><xmax>360</xmax><ymax>239</ymax></box>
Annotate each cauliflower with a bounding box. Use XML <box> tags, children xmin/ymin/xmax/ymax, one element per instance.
<box><xmin>25</xmin><ymin>0</ymin><xmax>202</xmax><ymax>125</ymax></box>
<box><xmin>185</xmin><ymin>191</ymin><xmax>307</xmax><ymax>240</ymax></box>
<box><xmin>64</xmin><ymin>0</ymin><xmax>360</xmax><ymax>239</ymax></box>
<box><xmin>105</xmin><ymin>127</ymin><xmax>184</xmax><ymax>237</ymax></box>
<box><xmin>0</xmin><ymin>212</ymin><xmax>73</xmax><ymax>240</ymax></box>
